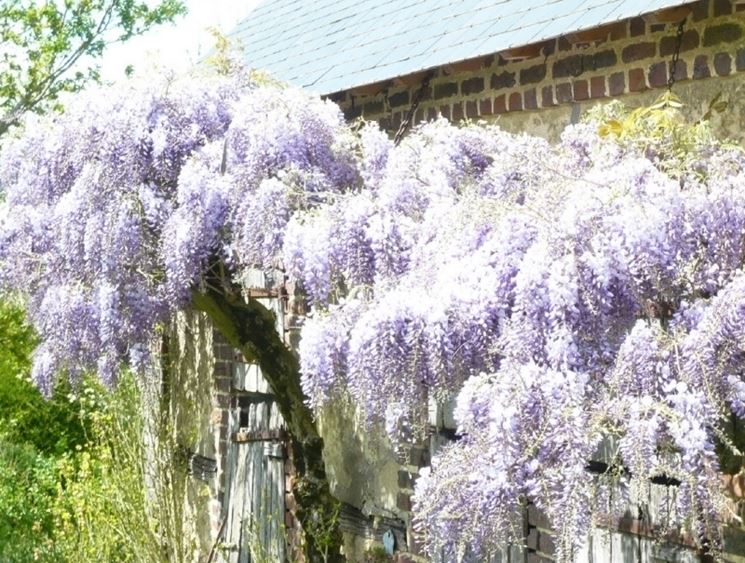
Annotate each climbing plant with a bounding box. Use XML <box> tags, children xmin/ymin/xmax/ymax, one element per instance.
<box><xmin>2</xmin><ymin>73</ymin><xmax>744</xmax><ymax>561</ymax></box>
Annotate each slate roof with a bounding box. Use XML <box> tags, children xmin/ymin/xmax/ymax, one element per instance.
<box><xmin>230</xmin><ymin>0</ymin><xmax>689</xmax><ymax>95</ymax></box>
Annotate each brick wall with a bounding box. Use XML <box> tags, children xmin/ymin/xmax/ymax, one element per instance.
<box><xmin>332</xmin><ymin>0</ymin><xmax>745</xmax><ymax>139</ymax></box>
<box><xmin>212</xmin><ymin>331</ymin><xmax>233</xmax><ymax>508</ymax></box>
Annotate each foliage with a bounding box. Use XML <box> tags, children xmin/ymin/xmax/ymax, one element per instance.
<box><xmin>52</xmin><ymin>371</ymin><xmax>198</xmax><ymax>562</ymax></box>
<box><xmin>0</xmin><ymin>299</ymin><xmax>90</xmax><ymax>455</ymax></box>
<box><xmin>0</xmin><ymin>437</ymin><xmax>61</xmax><ymax>562</ymax></box>
<box><xmin>593</xmin><ymin>91</ymin><xmax>728</xmax><ymax>177</ymax></box>
<box><xmin>3</xmin><ymin>76</ymin><xmax>745</xmax><ymax>561</ymax></box>
<box><xmin>0</xmin><ymin>0</ymin><xmax>186</xmax><ymax>135</ymax></box>
<box><xmin>0</xmin><ymin>300</ymin><xmax>91</xmax><ymax>561</ymax></box>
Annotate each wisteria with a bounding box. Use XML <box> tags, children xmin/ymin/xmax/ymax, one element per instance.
<box><xmin>2</xmin><ymin>74</ymin><xmax>745</xmax><ymax>560</ymax></box>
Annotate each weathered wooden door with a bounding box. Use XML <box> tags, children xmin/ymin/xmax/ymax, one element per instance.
<box><xmin>223</xmin><ymin>362</ymin><xmax>287</xmax><ymax>563</ymax></box>
<box><xmin>222</xmin><ymin>276</ymin><xmax>287</xmax><ymax>563</ymax></box>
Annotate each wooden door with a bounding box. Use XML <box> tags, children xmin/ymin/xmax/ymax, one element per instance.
<box><xmin>223</xmin><ymin>366</ymin><xmax>287</xmax><ymax>563</ymax></box>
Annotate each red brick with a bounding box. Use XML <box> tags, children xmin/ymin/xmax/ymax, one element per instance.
<box><xmin>392</xmin><ymin>112</ymin><xmax>402</xmax><ymax>130</ymax></box>
<box><xmin>461</xmin><ymin>76</ymin><xmax>485</xmax><ymax>95</ymax></box>
<box><xmin>621</xmin><ymin>42</ymin><xmax>656</xmax><ymax>63</ymax></box>
<box><xmin>388</xmin><ymin>90</ymin><xmax>409</xmax><ymax>108</ymax></box>
<box><xmin>713</xmin><ymin>0</ymin><xmax>732</xmax><ymax>16</ymax></box>
<box><xmin>364</xmin><ymin>100</ymin><xmax>384</xmax><ymax>115</ymax></box>
<box><xmin>593</xmin><ymin>49</ymin><xmax>618</xmax><ymax>70</ymax></box>
<box><xmin>714</xmin><ymin>52</ymin><xmax>732</xmax><ymax>75</ymax></box>
<box><xmin>553</xmin><ymin>55</ymin><xmax>583</xmax><ymax>79</ymax></box>
<box><xmin>434</xmin><ymin>82</ymin><xmax>458</xmax><ymax>99</ymax></box>
<box><xmin>573</xmin><ymin>79</ymin><xmax>589</xmax><ymax>101</ymax></box>
<box><xmin>660</xmin><ymin>29</ymin><xmax>700</xmax><ymax>56</ymax></box>
<box><xmin>494</xmin><ymin>94</ymin><xmax>507</xmax><ymax>114</ymax></box>
<box><xmin>439</xmin><ymin>105</ymin><xmax>451</xmax><ymax>120</ymax></box>
<box><xmin>397</xmin><ymin>492</ymin><xmax>412</xmax><ymax>512</ymax></box>
<box><xmin>693</xmin><ymin>0</ymin><xmax>710</xmax><ymax>21</ymax></box>
<box><xmin>693</xmin><ymin>54</ymin><xmax>711</xmax><ymax>79</ymax></box>
<box><xmin>541</xmin><ymin>85</ymin><xmax>555</xmax><ymax>107</ymax></box>
<box><xmin>491</xmin><ymin>70</ymin><xmax>516</xmax><ymax>89</ymax></box>
<box><xmin>608</xmin><ymin>71</ymin><xmax>625</xmax><ymax>96</ymax></box>
<box><xmin>479</xmin><ymin>97</ymin><xmax>493</xmax><ymax>115</ymax></box>
<box><xmin>669</xmin><ymin>59</ymin><xmax>687</xmax><ymax>82</ymax></box>
<box><xmin>558</xmin><ymin>35</ymin><xmax>572</xmax><ymax>51</ymax></box>
<box><xmin>398</xmin><ymin>470</ymin><xmax>415</xmax><ymax>489</ymax></box>
<box><xmin>648</xmin><ymin>61</ymin><xmax>668</xmax><ymax>88</ymax></box>
<box><xmin>508</xmin><ymin>91</ymin><xmax>522</xmax><ymax>111</ymax></box>
<box><xmin>630</xmin><ymin>17</ymin><xmax>646</xmax><ymax>37</ymax></box>
<box><xmin>590</xmin><ymin>76</ymin><xmax>605</xmax><ymax>98</ymax></box>
<box><xmin>520</xmin><ymin>63</ymin><xmax>547</xmax><ymax>84</ymax></box>
<box><xmin>556</xmin><ymin>83</ymin><xmax>572</xmax><ymax>103</ymax></box>
<box><xmin>541</xmin><ymin>38</ymin><xmax>556</xmax><ymax>57</ymax></box>
<box><xmin>628</xmin><ymin>68</ymin><xmax>647</xmax><ymax>92</ymax></box>
<box><xmin>703</xmin><ymin>23</ymin><xmax>744</xmax><ymax>47</ymax></box>
<box><xmin>426</xmin><ymin>107</ymin><xmax>438</xmax><ymax>121</ymax></box>
<box><xmin>524</xmin><ymin>88</ymin><xmax>537</xmax><ymax>110</ymax></box>
<box><xmin>610</xmin><ymin>22</ymin><xmax>627</xmax><ymax>40</ymax></box>
<box><xmin>466</xmin><ymin>100</ymin><xmax>478</xmax><ymax>118</ymax></box>
<box><xmin>451</xmin><ymin>102</ymin><xmax>464</xmax><ymax>120</ymax></box>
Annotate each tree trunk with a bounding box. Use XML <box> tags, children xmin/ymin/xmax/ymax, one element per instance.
<box><xmin>192</xmin><ymin>283</ymin><xmax>343</xmax><ymax>563</ymax></box>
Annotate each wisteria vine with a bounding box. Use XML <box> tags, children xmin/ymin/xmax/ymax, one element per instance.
<box><xmin>1</xmin><ymin>76</ymin><xmax>745</xmax><ymax>560</ymax></box>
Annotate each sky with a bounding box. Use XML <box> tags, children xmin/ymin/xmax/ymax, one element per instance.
<box><xmin>99</xmin><ymin>0</ymin><xmax>262</xmax><ymax>82</ymax></box>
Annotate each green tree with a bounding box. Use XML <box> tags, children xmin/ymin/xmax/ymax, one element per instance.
<box><xmin>0</xmin><ymin>0</ymin><xmax>187</xmax><ymax>135</ymax></box>
<box><xmin>0</xmin><ymin>300</ymin><xmax>88</xmax><ymax>456</ymax></box>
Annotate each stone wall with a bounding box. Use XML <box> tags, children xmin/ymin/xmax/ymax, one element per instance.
<box><xmin>331</xmin><ymin>0</ymin><xmax>745</xmax><ymax>143</ymax></box>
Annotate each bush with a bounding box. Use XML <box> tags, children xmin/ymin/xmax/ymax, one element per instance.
<box><xmin>52</xmin><ymin>372</ymin><xmax>199</xmax><ymax>562</ymax></box>
<box><xmin>0</xmin><ymin>299</ymin><xmax>90</xmax><ymax>561</ymax></box>
<box><xmin>0</xmin><ymin>438</ymin><xmax>61</xmax><ymax>562</ymax></box>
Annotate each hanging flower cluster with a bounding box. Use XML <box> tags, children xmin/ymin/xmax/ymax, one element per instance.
<box><xmin>2</xmin><ymin>76</ymin><xmax>745</xmax><ymax>560</ymax></box>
